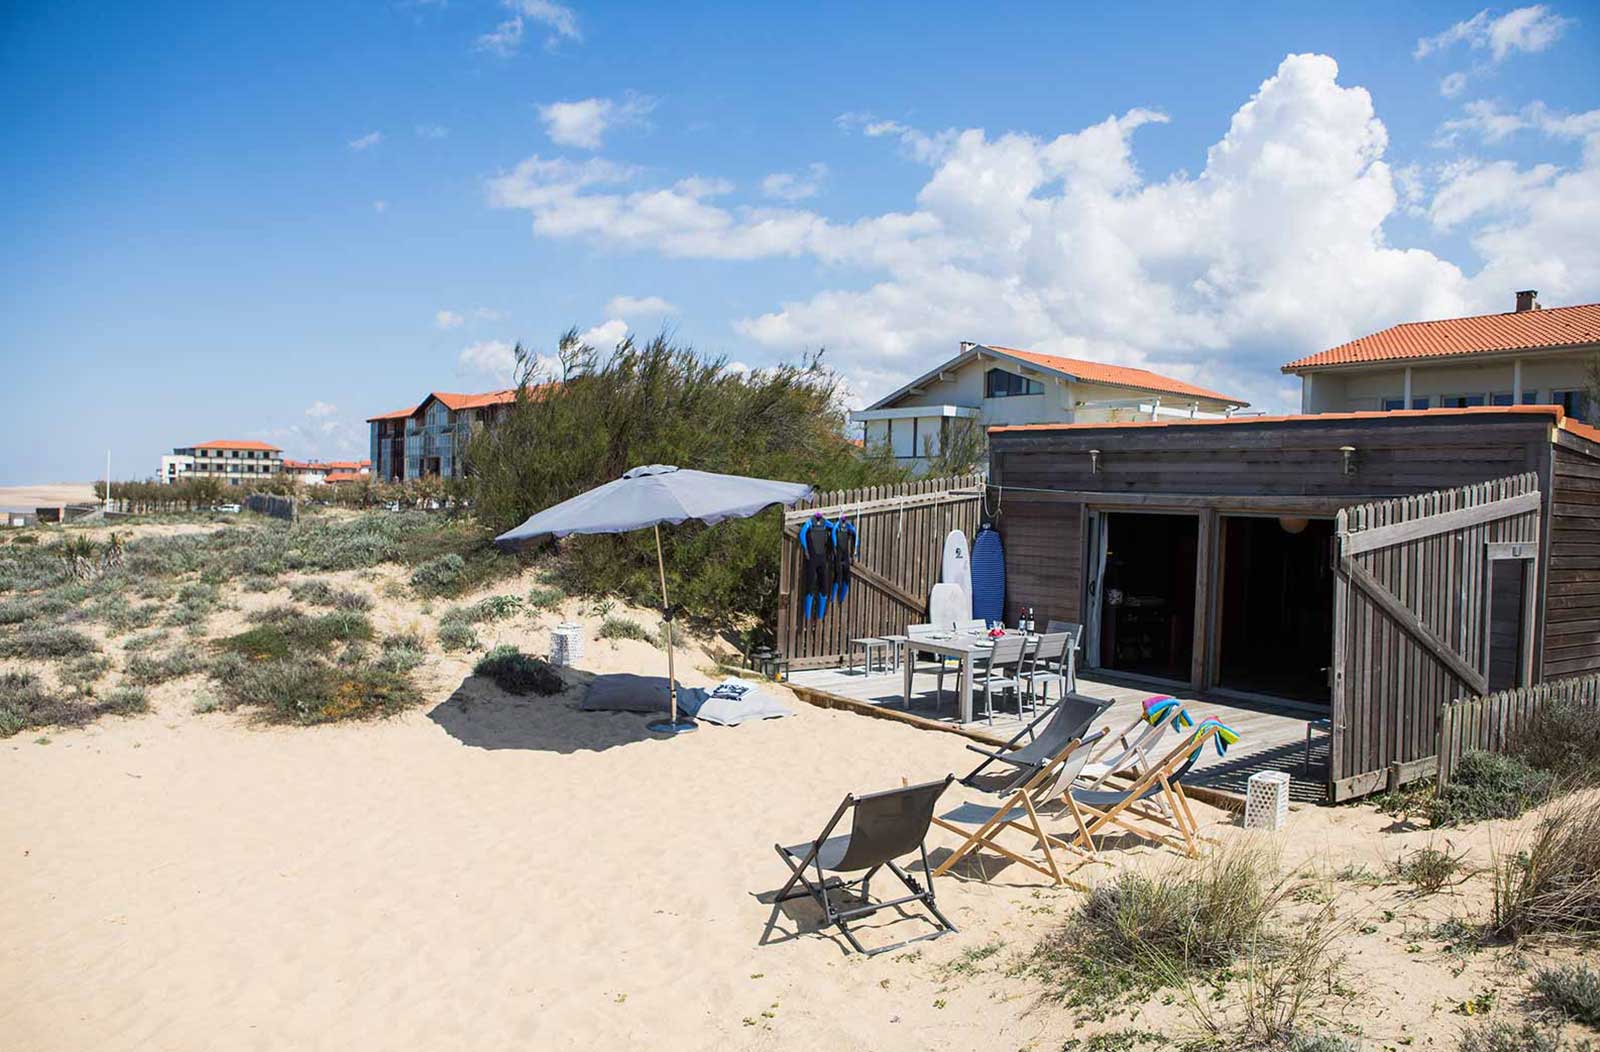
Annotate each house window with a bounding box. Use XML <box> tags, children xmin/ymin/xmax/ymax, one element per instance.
<box><xmin>1491</xmin><ymin>391</ymin><xmax>1539</xmax><ymax>406</ymax></box>
<box><xmin>985</xmin><ymin>368</ymin><xmax>1043</xmax><ymax>398</ymax></box>
<box><xmin>1439</xmin><ymin>393</ymin><xmax>1486</xmax><ymax>408</ymax></box>
<box><xmin>1552</xmin><ymin>389</ymin><xmax>1592</xmax><ymax>421</ymax></box>
<box><xmin>1382</xmin><ymin>397</ymin><xmax>1431</xmax><ymax>411</ymax></box>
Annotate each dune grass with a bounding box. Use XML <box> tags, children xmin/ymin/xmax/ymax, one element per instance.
<box><xmin>1490</xmin><ymin>792</ymin><xmax>1600</xmax><ymax>942</ymax></box>
<box><xmin>473</xmin><ymin>645</ymin><xmax>564</xmax><ymax>696</ymax></box>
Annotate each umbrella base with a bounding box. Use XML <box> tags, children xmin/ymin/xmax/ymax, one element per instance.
<box><xmin>646</xmin><ymin>717</ymin><xmax>699</xmax><ymax>735</ymax></box>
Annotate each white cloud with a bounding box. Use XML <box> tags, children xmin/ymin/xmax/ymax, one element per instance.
<box><xmin>578</xmin><ymin>319</ymin><xmax>629</xmax><ymax>349</ymax></box>
<box><xmin>305</xmin><ymin>401</ymin><xmax>338</xmax><ymax>419</ymax></box>
<box><xmin>349</xmin><ymin>131</ymin><xmax>383</xmax><ymax>151</ymax></box>
<box><xmin>492</xmin><ymin>53</ymin><xmax>1600</xmax><ymax>414</ymax></box>
<box><xmin>1436</xmin><ymin>99</ymin><xmax>1600</xmax><ymax>145</ymax></box>
<box><xmin>372</xmin><ymin>200</ymin><xmax>389</xmax><ymax>213</ymax></box>
<box><xmin>538</xmin><ymin>94</ymin><xmax>655</xmax><ymax>150</ymax></box>
<box><xmin>457</xmin><ymin>340</ymin><xmax>520</xmax><ymax>383</ymax></box>
<box><xmin>415</xmin><ymin>124</ymin><xmax>449</xmax><ymax>140</ymax></box>
<box><xmin>477</xmin><ymin>0</ymin><xmax>579</xmax><ymax>55</ymax></box>
<box><xmin>605</xmin><ymin>295</ymin><xmax>676</xmax><ymax>317</ymax></box>
<box><xmin>761</xmin><ymin>163</ymin><xmax>829</xmax><ymax>202</ymax></box>
<box><xmin>1415</xmin><ymin>5</ymin><xmax>1573</xmax><ymax>61</ymax></box>
<box><xmin>435</xmin><ymin>309</ymin><xmax>465</xmax><ymax>329</ymax></box>
<box><xmin>1440</xmin><ymin>72</ymin><xmax>1470</xmax><ymax>98</ymax></box>
<box><xmin>475</xmin><ymin>307</ymin><xmax>508</xmax><ymax>321</ymax></box>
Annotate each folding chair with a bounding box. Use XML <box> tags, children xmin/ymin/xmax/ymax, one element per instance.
<box><xmin>933</xmin><ymin>730</ymin><xmax>1107</xmax><ymax>886</ymax></box>
<box><xmin>1080</xmin><ymin>696</ymin><xmax>1192</xmax><ymax>790</ymax></box>
<box><xmin>959</xmin><ymin>692</ymin><xmax>1110</xmax><ymax>791</ymax></box>
<box><xmin>1065</xmin><ymin>722</ymin><xmax>1229</xmax><ymax>858</ymax></box>
<box><xmin>772</xmin><ymin>776</ymin><xmax>957</xmax><ymax>956</ymax></box>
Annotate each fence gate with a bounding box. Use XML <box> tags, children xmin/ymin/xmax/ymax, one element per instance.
<box><xmin>1329</xmin><ymin>473</ymin><xmax>1542</xmax><ymax>800</ymax></box>
<box><xmin>777</xmin><ymin>475</ymin><xmax>983</xmax><ymax>670</ymax></box>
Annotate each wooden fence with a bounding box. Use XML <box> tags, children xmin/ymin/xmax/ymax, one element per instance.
<box><xmin>1436</xmin><ymin>672</ymin><xmax>1600</xmax><ymax>786</ymax></box>
<box><xmin>244</xmin><ymin>493</ymin><xmax>298</xmax><ymax>523</ymax></box>
<box><xmin>776</xmin><ymin>475</ymin><xmax>984</xmax><ymax>669</ymax></box>
<box><xmin>1329</xmin><ymin>473</ymin><xmax>1543</xmax><ymax>800</ymax></box>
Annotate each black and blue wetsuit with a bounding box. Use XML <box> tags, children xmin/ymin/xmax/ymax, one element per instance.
<box><xmin>799</xmin><ymin>515</ymin><xmax>833</xmax><ymax>619</ymax></box>
<box><xmin>830</xmin><ymin>518</ymin><xmax>859</xmax><ymax>606</ymax></box>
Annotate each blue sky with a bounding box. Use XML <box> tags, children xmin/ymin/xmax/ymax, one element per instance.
<box><xmin>3</xmin><ymin>1</ymin><xmax>1598</xmax><ymax>484</ymax></box>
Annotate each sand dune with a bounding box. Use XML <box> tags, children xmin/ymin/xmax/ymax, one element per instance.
<box><xmin>0</xmin><ymin>482</ymin><xmax>97</xmax><ymax>512</ymax></box>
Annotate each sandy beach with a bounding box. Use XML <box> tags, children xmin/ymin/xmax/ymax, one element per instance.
<box><xmin>0</xmin><ymin>482</ymin><xmax>97</xmax><ymax>514</ymax></box>
<box><xmin>2</xmin><ymin>578</ymin><xmax>1585</xmax><ymax>1051</ymax></box>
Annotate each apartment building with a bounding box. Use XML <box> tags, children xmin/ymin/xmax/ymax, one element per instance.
<box><xmin>284</xmin><ymin>459</ymin><xmax>372</xmax><ymax>485</ymax></box>
<box><xmin>851</xmin><ymin>341</ymin><xmax>1248</xmax><ymax>471</ymax></box>
<box><xmin>1284</xmin><ymin>292</ymin><xmax>1600</xmax><ymax>421</ymax></box>
<box><xmin>366</xmin><ymin>388</ymin><xmax>526</xmax><ymax>481</ymax></box>
<box><xmin>161</xmin><ymin>441</ymin><xmax>284</xmax><ymax>485</ymax></box>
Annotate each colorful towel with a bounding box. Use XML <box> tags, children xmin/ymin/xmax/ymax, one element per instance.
<box><xmin>1141</xmin><ymin>695</ymin><xmax>1193</xmax><ymax>730</ymax></box>
<box><xmin>1191</xmin><ymin>717</ymin><xmax>1240</xmax><ymax>756</ymax></box>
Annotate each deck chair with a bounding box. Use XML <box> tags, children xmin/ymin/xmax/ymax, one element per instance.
<box><xmin>933</xmin><ymin>730</ymin><xmax>1108</xmax><ymax>886</ymax></box>
<box><xmin>773</xmin><ymin>776</ymin><xmax>957</xmax><ymax>956</ymax></box>
<box><xmin>1065</xmin><ymin>722</ymin><xmax>1226</xmax><ymax>858</ymax></box>
<box><xmin>1079</xmin><ymin>696</ymin><xmax>1192</xmax><ymax>790</ymax></box>
<box><xmin>960</xmin><ymin>692</ymin><xmax>1111</xmax><ymax>791</ymax></box>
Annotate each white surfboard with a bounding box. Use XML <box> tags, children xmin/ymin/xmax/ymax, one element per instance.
<box><xmin>941</xmin><ymin>529</ymin><xmax>972</xmax><ymax>620</ymax></box>
<box><xmin>928</xmin><ymin>582</ymin><xmax>968</xmax><ymax>631</ymax></box>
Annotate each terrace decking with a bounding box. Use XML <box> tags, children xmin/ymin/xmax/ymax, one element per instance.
<box><xmin>787</xmin><ymin>665</ymin><xmax>1327</xmax><ymax>803</ymax></box>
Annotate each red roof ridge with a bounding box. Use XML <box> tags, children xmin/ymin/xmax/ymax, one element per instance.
<box><xmin>191</xmin><ymin>440</ymin><xmax>282</xmax><ymax>451</ymax></box>
<box><xmin>984</xmin><ymin>345</ymin><xmax>1248</xmax><ymax>407</ymax></box>
<box><xmin>989</xmin><ymin>404</ymin><xmax>1565</xmax><ymax>435</ymax></box>
<box><xmin>1284</xmin><ymin>301</ymin><xmax>1600</xmax><ymax>372</ymax></box>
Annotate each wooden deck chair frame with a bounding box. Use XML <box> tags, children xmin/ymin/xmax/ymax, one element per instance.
<box><xmin>931</xmin><ymin>731</ymin><xmax>1105</xmax><ymax>886</ymax></box>
<box><xmin>1066</xmin><ymin>726</ymin><xmax>1214</xmax><ymax>858</ymax></box>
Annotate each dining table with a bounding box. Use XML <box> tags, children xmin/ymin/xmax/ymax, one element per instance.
<box><xmin>900</xmin><ymin>629</ymin><xmax>1037</xmax><ymax>723</ymax></box>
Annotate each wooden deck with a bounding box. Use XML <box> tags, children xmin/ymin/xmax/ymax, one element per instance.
<box><xmin>787</xmin><ymin>664</ymin><xmax>1329</xmax><ymax>802</ymax></box>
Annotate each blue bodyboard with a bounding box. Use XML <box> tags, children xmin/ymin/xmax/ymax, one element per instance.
<box><xmin>970</xmin><ymin>525</ymin><xmax>1005</xmax><ymax>625</ymax></box>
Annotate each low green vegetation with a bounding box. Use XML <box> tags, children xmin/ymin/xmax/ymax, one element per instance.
<box><xmin>599</xmin><ymin>616</ymin><xmax>653</xmax><ymax>643</ymax></box>
<box><xmin>214</xmin><ymin>606</ymin><xmax>374</xmax><ymax>660</ymax></box>
<box><xmin>1455</xmin><ymin>1019</ymin><xmax>1566</xmax><ymax>1052</ymax></box>
<box><xmin>1430</xmin><ymin>752</ymin><xmax>1555</xmax><ymax>827</ymax></box>
<box><xmin>436</xmin><ymin>621</ymin><xmax>478</xmax><ymax>652</ymax></box>
<box><xmin>0</xmin><ymin>671</ymin><xmax>147</xmax><ymax>738</ymax></box>
<box><xmin>289</xmin><ymin>579</ymin><xmax>373</xmax><ymax>611</ymax></box>
<box><xmin>1490</xmin><ymin>793</ymin><xmax>1600</xmax><ymax>942</ymax></box>
<box><xmin>1391</xmin><ymin>845</ymin><xmax>1472</xmax><ymax>895</ymax></box>
<box><xmin>0</xmin><ymin>624</ymin><xmax>99</xmax><ymax>660</ymax></box>
<box><xmin>1532</xmin><ymin>963</ymin><xmax>1600</xmax><ymax>1026</ymax></box>
<box><xmin>473</xmin><ymin>646</ymin><xmax>564</xmax><ymax>696</ymax></box>
<box><xmin>1513</xmin><ymin>699</ymin><xmax>1600</xmax><ymax>786</ymax></box>
<box><xmin>125</xmin><ymin>650</ymin><xmax>201</xmax><ymax>686</ymax></box>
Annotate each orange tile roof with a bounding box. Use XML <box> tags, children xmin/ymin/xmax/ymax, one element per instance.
<box><xmin>192</xmin><ymin>440</ymin><xmax>281</xmax><ymax>451</ymax></box>
<box><xmin>990</xmin><ymin>404</ymin><xmax>1565</xmax><ymax>435</ymax></box>
<box><xmin>986</xmin><ymin>346</ymin><xmax>1248</xmax><ymax>406</ymax></box>
<box><xmin>366</xmin><ymin>406</ymin><xmax>415</xmax><ymax>422</ymax></box>
<box><xmin>367</xmin><ymin>384</ymin><xmax>557</xmax><ymax>423</ymax></box>
<box><xmin>324</xmin><ymin>471</ymin><xmax>362</xmax><ymax>483</ymax></box>
<box><xmin>1284</xmin><ymin>302</ymin><xmax>1600</xmax><ymax>372</ymax></box>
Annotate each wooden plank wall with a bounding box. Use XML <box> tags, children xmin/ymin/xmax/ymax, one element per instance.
<box><xmin>1437</xmin><ymin>672</ymin><xmax>1600</xmax><ymax>785</ymax></box>
<box><xmin>1332</xmin><ymin>474</ymin><xmax>1542</xmax><ymax>795</ymax></box>
<box><xmin>995</xmin><ymin>498</ymin><xmax>1083</xmax><ymax>629</ymax></box>
<box><xmin>1546</xmin><ymin>443</ymin><xmax>1600</xmax><ymax>677</ymax></box>
<box><xmin>776</xmin><ymin>476</ymin><xmax>983</xmax><ymax>669</ymax></box>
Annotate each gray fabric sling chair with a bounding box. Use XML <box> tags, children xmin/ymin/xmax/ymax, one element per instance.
<box><xmin>773</xmin><ymin>775</ymin><xmax>957</xmax><ymax>956</ymax></box>
<box><xmin>959</xmin><ymin>692</ymin><xmax>1111</xmax><ymax>791</ymax></box>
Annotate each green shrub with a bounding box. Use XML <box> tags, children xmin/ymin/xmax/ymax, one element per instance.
<box><xmin>376</xmin><ymin>631</ymin><xmax>427</xmax><ymax>674</ymax></box>
<box><xmin>61</xmin><ymin>653</ymin><xmax>112</xmax><ymax>693</ymax></box>
<box><xmin>0</xmin><ymin>624</ymin><xmax>99</xmax><ymax>660</ymax></box>
<box><xmin>126</xmin><ymin>650</ymin><xmax>200</xmax><ymax>685</ymax></box>
<box><xmin>1491</xmin><ymin>794</ymin><xmax>1600</xmax><ymax>940</ymax></box>
<box><xmin>1430</xmin><ymin>752</ymin><xmax>1554</xmax><ymax>826</ymax></box>
<box><xmin>599</xmin><ymin>616</ymin><xmax>652</xmax><ymax>643</ymax></box>
<box><xmin>411</xmin><ymin>553</ymin><xmax>467</xmax><ymax>596</ymax></box>
<box><xmin>1455</xmin><ymin>1020</ymin><xmax>1563</xmax><ymax>1052</ymax></box>
<box><xmin>289</xmin><ymin>580</ymin><xmax>336</xmax><ymax>605</ymax></box>
<box><xmin>437</xmin><ymin>621</ymin><xmax>478</xmax><ymax>652</ymax></box>
<box><xmin>241</xmin><ymin>574</ymin><xmax>280</xmax><ymax>593</ymax></box>
<box><xmin>526</xmin><ymin>584</ymin><xmax>565</xmax><ymax>611</ymax></box>
<box><xmin>123</xmin><ymin>629</ymin><xmax>169</xmax><ymax>652</ymax></box>
<box><xmin>1533</xmin><ymin>963</ymin><xmax>1600</xmax><ymax>1025</ymax></box>
<box><xmin>1028</xmin><ymin>844</ymin><xmax>1279</xmax><ymax>1007</ymax></box>
<box><xmin>473</xmin><ymin>645</ymin><xmax>564</xmax><ymax>695</ymax></box>
<box><xmin>473</xmin><ymin>594</ymin><xmax>524</xmax><ymax>621</ymax></box>
<box><xmin>0</xmin><ymin>671</ymin><xmax>147</xmax><ymax>737</ymax></box>
<box><xmin>1391</xmin><ymin>845</ymin><xmax>1472</xmax><ymax>895</ymax></box>
<box><xmin>467</xmin><ymin>333</ymin><xmax>905</xmax><ymax>631</ymax></box>
<box><xmin>207</xmin><ymin>651</ymin><xmax>414</xmax><ymax>725</ymax></box>
<box><xmin>1514</xmin><ymin>699</ymin><xmax>1600</xmax><ymax>785</ymax></box>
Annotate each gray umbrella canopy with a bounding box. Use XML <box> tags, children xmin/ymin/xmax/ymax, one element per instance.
<box><xmin>494</xmin><ymin>465</ymin><xmax>814</xmax><ymax>733</ymax></box>
<box><xmin>495</xmin><ymin>464</ymin><xmax>814</xmax><ymax>543</ymax></box>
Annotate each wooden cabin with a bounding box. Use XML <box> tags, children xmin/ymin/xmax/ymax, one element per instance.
<box><xmin>987</xmin><ymin>405</ymin><xmax>1600</xmax><ymax>799</ymax></box>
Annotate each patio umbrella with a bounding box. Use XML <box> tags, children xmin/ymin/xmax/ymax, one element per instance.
<box><xmin>495</xmin><ymin>465</ymin><xmax>814</xmax><ymax>734</ymax></box>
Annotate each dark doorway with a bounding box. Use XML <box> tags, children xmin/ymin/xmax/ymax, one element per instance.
<box><xmin>1216</xmin><ymin>515</ymin><xmax>1334</xmax><ymax>706</ymax></box>
<box><xmin>1098</xmin><ymin>513</ymin><xmax>1197</xmax><ymax>682</ymax></box>
<box><xmin>1487</xmin><ymin>558</ymin><xmax>1529</xmax><ymax>692</ymax></box>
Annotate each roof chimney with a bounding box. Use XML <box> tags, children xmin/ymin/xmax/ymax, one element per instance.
<box><xmin>959</xmin><ymin>341</ymin><xmax>977</xmax><ymax>353</ymax></box>
<box><xmin>1516</xmin><ymin>289</ymin><xmax>1540</xmax><ymax>313</ymax></box>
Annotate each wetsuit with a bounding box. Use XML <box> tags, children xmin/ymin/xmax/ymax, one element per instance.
<box><xmin>798</xmin><ymin>516</ymin><xmax>833</xmax><ymax>619</ymax></box>
<box><xmin>830</xmin><ymin>518</ymin><xmax>859</xmax><ymax>606</ymax></box>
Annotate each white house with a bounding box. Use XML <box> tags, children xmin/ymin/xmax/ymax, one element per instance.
<box><xmin>1283</xmin><ymin>293</ymin><xmax>1600</xmax><ymax>420</ymax></box>
<box><xmin>850</xmin><ymin>342</ymin><xmax>1249</xmax><ymax>470</ymax></box>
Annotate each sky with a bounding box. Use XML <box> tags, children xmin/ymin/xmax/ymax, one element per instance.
<box><xmin>2</xmin><ymin>1</ymin><xmax>1598</xmax><ymax>485</ymax></box>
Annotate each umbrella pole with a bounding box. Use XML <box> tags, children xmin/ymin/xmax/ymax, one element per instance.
<box><xmin>647</xmin><ymin>524</ymin><xmax>693</xmax><ymax>734</ymax></box>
